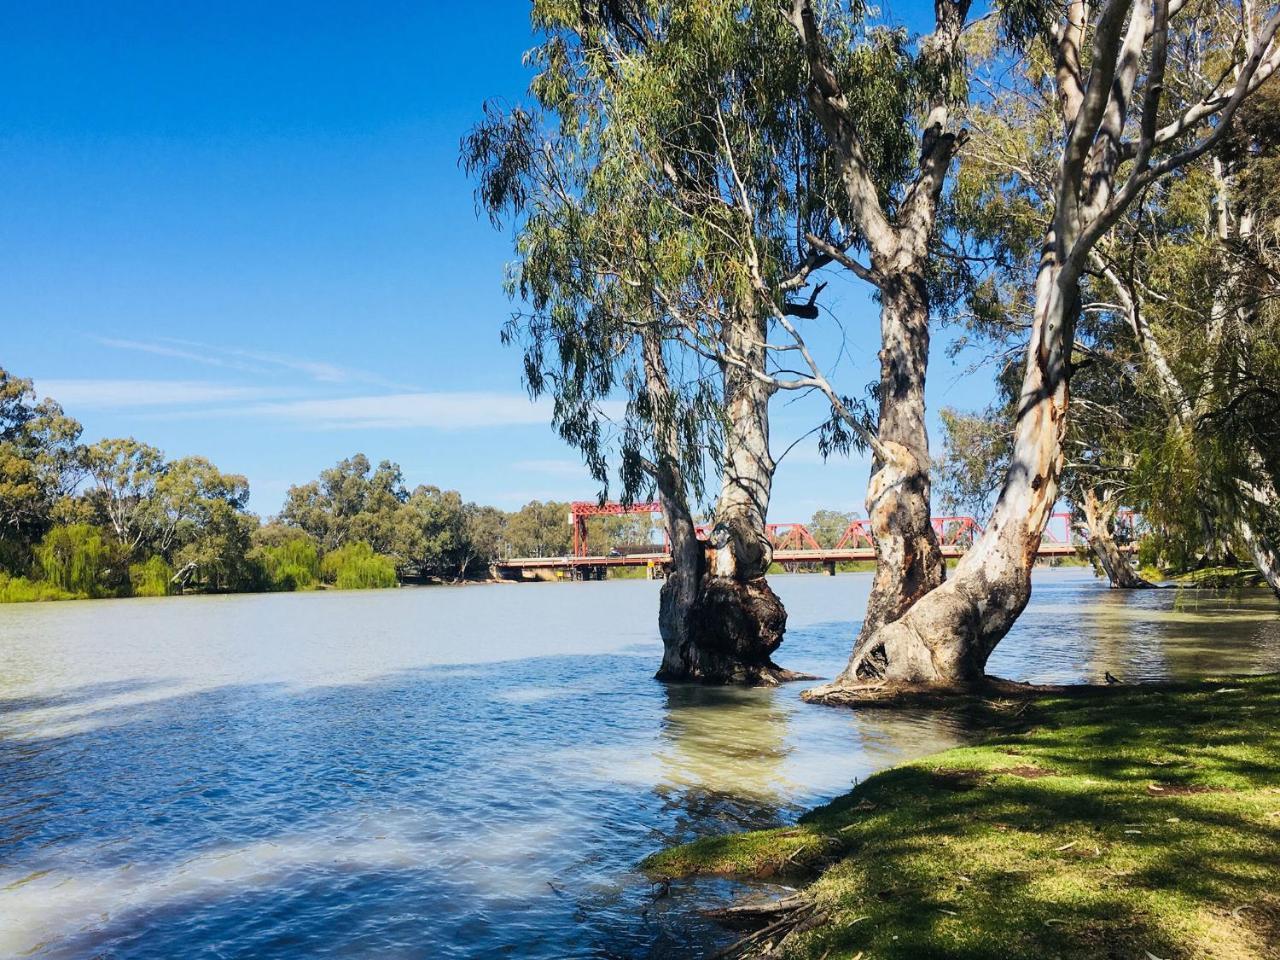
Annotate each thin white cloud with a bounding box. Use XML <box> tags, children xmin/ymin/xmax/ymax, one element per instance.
<box><xmin>35</xmin><ymin>379</ymin><xmax>282</xmax><ymax>409</ymax></box>
<box><xmin>245</xmin><ymin>392</ymin><xmax>553</xmax><ymax>430</ymax></box>
<box><xmin>94</xmin><ymin>336</ymin><xmax>417</xmax><ymax>389</ymax></box>
<box><xmin>94</xmin><ymin>338</ymin><xmax>265</xmax><ymax>373</ymax></box>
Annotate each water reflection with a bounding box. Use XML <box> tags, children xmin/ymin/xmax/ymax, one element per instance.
<box><xmin>656</xmin><ymin>685</ymin><xmax>796</xmax><ymax>840</ymax></box>
<box><xmin>0</xmin><ymin>571</ymin><xmax>1274</xmax><ymax>959</ymax></box>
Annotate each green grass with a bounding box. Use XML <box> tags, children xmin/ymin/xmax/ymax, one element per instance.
<box><xmin>644</xmin><ymin>675</ymin><xmax>1280</xmax><ymax>959</ymax></box>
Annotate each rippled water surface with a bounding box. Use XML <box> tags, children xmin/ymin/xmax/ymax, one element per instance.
<box><xmin>1</xmin><ymin>571</ymin><xmax>1277</xmax><ymax>958</ymax></box>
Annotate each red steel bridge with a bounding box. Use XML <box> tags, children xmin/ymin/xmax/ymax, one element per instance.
<box><xmin>494</xmin><ymin>501</ymin><xmax>1136</xmax><ymax>578</ymax></box>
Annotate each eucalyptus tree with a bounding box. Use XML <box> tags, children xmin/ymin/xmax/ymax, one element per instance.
<box><xmin>812</xmin><ymin>0</ymin><xmax>1280</xmax><ymax>697</ymax></box>
<box><xmin>0</xmin><ymin>368</ymin><xmax>82</xmax><ymax>569</ymax></box>
<box><xmin>82</xmin><ymin>438</ymin><xmax>167</xmax><ymax>556</ymax></box>
<box><xmin>1058</xmin><ymin>342</ymin><xmax>1157</xmax><ymax>588</ymax></box>
<box><xmin>781</xmin><ymin>0</ymin><xmax>980</xmax><ymax>694</ymax></box>
<box><xmin>466</xmin><ymin>1</ymin><xmax>844</xmax><ymax>682</ymax></box>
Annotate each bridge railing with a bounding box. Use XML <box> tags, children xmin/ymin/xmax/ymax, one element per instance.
<box><xmin>565</xmin><ymin>501</ymin><xmax>1138</xmax><ymax>561</ymax></box>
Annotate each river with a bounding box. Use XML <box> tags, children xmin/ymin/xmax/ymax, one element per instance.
<box><xmin>1</xmin><ymin>570</ymin><xmax>1277</xmax><ymax>959</ymax></box>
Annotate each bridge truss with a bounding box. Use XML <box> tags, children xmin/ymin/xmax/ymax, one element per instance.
<box><xmin>553</xmin><ymin>501</ymin><xmax>1134</xmax><ymax>565</ymax></box>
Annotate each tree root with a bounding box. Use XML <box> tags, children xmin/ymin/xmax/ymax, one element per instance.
<box><xmin>751</xmin><ymin>664</ymin><xmax>820</xmax><ymax>687</ymax></box>
<box><xmin>801</xmin><ymin>674</ymin><xmax>1137</xmax><ymax>709</ymax></box>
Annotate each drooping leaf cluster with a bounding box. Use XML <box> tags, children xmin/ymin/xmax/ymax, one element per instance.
<box><xmin>464</xmin><ymin>1</ymin><xmax>933</xmax><ymax>504</ymax></box>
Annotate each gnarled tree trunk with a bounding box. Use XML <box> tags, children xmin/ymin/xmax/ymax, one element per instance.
<box><xmin>1080</xmin><ymin>487</ymin><xmax>1152</xmax><ymax>588</ymax></box>
<box><xmin>649</xmin><ymin>325</ymin><xmax>799</xmax><ymax>685</ymax></box>
<box><xmin>684</xmin><ymin>320</ymin><xmax>799</xmax><ymax>685</ymax></box>
<box><xmin>802</xmin><ymin>0</ymin><xmax>1279</xmax><ymax>700</ymax></box>
<box><xmin>821</xmin><ymin>266</ymin><xmax>946</xmax><ymax>688</ymax></box>
<box><xmin>807</xmin><ymin>246</ymin><xmax>1079</xmax><ymax>697</ymax></box>
<box><xmin>785</xmin><ymin>0</ymin><xmax>963</xmax><ymax>698</ymax></box>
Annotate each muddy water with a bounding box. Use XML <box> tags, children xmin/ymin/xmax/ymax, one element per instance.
<box><xmin>0</xmin><ymin>570</ymin><xmax>1276</xmax><ymax>958</ymax></box>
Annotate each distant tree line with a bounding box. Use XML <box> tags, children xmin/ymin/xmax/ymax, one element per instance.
<box><xmin>0</xmin><ymin>368</ymin><xmax>660</xmax><ymax>602</ymax></box>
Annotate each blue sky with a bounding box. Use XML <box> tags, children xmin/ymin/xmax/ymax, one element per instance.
<box><xmin>1</xmin><ymin>1</ymin><xmax>996</xmax><ymax>521</ymax></box>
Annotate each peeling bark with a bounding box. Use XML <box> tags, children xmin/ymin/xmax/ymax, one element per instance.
<box><xmin>825</xmin><ymin>269</ymin><xmax>945</xmax><ymax>686</ymax></box>
<box><xmin>807</xmin><ymin>243</ymin><xmax>1080</xmax><ymax>697</ymax></box>
<box><xmin>681</xmin><ymin>317</ymin><xmax>801</xmax><ymax>685</ymax></box>
<box><xmin>786</xmin><ymin>1</ymin><xmax>963</xmax><ymax>692</ymax></box>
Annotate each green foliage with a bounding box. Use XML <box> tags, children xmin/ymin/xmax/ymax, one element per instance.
<box><xmin>467</xmin><ymin>1</ymin><xmax>878</xmax><ymax>506</ymax></box>
<box><xmin>934</xmin><ymin>406</ymin><xmax>1013</xmax><ymax>519</ymax></box>
<box><xmin>129</xmin><ymin>555</ymin><xmax>173</xmax><ymax>597</ymax></box>
<box><xmin>0</xmin><ymin>573</ymin><xmax>76</xmax><ymax>603</ymax></box>
<box><xmin>281</xmin><ymin>454</ymin><xmax>406</xmax><ymax>554</ymax></box>
<box><xmin>320</xmin><ymin>542</ymin><xmax>398</xmax><ymax>590</ymax></box>
<box><xmin>808</xmin><ymin>509</ymin><xmax>855</xmax><ymax>549</ymax></box>
<box><xmin>0</xmin><ymin>368</ymin><xmax>83</xmax><ymax>568</ymax></box>
<box><xmin>173</xmin><ymin>503</ymin><xmax>264</xmax><ymax>593</ymax></box>
<box><xmin>392</xmin><ymin>485</ymin><xmax>467</xmax><ymax>579</ymax></box>
<box><xmin>82</xmin><ymin>437</ymin><xmax>166</xmax><ymax>552</ymax></box>
<box><xmin>254</xmin><ymin>532</ymin><xmax>320</xmax><ymax>591</ymax></box>
<box><xmin>504</xmin><ymin>501</ymin><xmax>572</xmax><ymax>557</ymax></box>
<box><xmin>35</xmin><ymin>524</ymin><xmax>110</xmax><ymax>597</ymax></box>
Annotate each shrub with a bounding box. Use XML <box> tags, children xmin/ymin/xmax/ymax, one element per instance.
<box><xmin>0</xmin><ymin>573</ymin><xmax>76</xmax><ymax>603</ymax></box>
<box><xmin>35</xmin><ymin>524</ymin><xmax>109</xmax><ymax>596</ymax></box>
<box><xmin>129</xmin><ymin>555</ymin><xmax>173</xmax><ymax>597</ymax></box>
<box><xmin>321</xmin><ymin>542</ymin><xmax>398</xmax><ymax>590</ymax></box>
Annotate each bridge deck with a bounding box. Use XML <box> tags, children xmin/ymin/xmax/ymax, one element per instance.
<box><xmin>496</xmin><ymin>541</ymin><xmax>1089</xmax><ymax>571</ymax></box>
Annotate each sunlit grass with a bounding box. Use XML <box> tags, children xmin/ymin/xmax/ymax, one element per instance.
<box><xmin>645</xmin><ymin>675</ymin><xmax>1280</xmax><ymax>958</ymax></box>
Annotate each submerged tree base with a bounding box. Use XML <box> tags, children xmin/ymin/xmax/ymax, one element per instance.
<box><xmin>657</xmin><ymin>575</ymin><xmax>814</xmax><ymax>686</ymax></box>
<box><xmin>645</xmin><ymin>674</ymin><xmax>1280</xmax><ymax>959</ymax></box>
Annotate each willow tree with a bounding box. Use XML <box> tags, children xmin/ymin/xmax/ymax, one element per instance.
<box><xmin>465</xmin><ymin>2</ymin><xmax>844</xmax><ymax>683</ymax></box>
<box><xmin>811</xmin><ymin>0</ymin><xmax>1280</xmax><ymax>697</ymax></box>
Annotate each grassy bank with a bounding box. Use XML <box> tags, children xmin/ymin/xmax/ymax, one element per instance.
<box><xmin>645</xmin><ymin>675</ymin><xmax>1280</xmax><ymax>959</ymax></box>
<box><xmin>1173</xmin><ymin>566</ymin><xmax>1271</xmax><ymax>589</ymax></box>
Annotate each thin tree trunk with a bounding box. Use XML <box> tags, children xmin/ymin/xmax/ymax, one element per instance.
<box><xmin>817</xmin><ymin>266</ymin><xmax>945</xmax><ymax>689</ymax></box>
<box><xmin>1235</xmin><ymin>512</ymin><xmax>1280</xmax><ymax>597</ymax></box>
<box><xmin>1081</xmin><ymin>487</ymin><xmax>1152</xmax><ymax>588</ymax></box>
<box><xmin>1233</xmin><ymin>451</ymin><xmax>1280</xmax><ymax>598</ymax></box>
<box><xmin>1114</xmin><ymin>215</ymin><xmax>1280</xmax><ymax>589</ymax></box>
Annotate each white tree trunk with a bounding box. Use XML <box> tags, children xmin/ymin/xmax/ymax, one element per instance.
<box><xmin>824</xmin><ymin>267</ymin><xmax>945</xmax><ymax>686</ymax></box>
<box><xmin>808</xmin><ymin>248</ymin><xmax>1078</xmax><ymax>696</ymax></box>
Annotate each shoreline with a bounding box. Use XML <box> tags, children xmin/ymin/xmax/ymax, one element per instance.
<box><xmin>644</xmin><ymin>674</ymin><xmax>1280</xmax><ymax>959</ymax></box>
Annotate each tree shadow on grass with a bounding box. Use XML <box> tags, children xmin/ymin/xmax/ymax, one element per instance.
<box><xmin>783</xmin><ymin>677</ymin><xmax>1280</xmax><ymax>959</ymax></box>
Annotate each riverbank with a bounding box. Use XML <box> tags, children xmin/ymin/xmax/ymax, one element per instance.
<box><xmin>645</xmin><ymin>674</ymin><xmax>1280</xmax><ymax>959</ymax></box>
